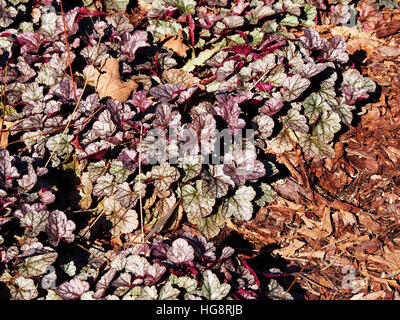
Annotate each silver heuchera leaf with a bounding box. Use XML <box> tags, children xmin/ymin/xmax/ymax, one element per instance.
<box><xmin>166</xmin><ymin>238</ymin><xmax>195</xmax><ymax>264</ymax></box>
<box><xmin>58</xmin><ymin>278</ymin><xmax>90</xmax><ymax>300</ymax></box>
<box><xmin>151</xmin><ymin>163</ymin><xmax>180</xmax><ymax>191</ymax></box>
<box><xmin>223</xmin><ymin>146</ymin><xmax>266</xmax><ymax>185</ymax></box>
<box><xmin>201</xmin><ymin>164</ymin><xmax>235</xmax><ymax>198</ymax></box>
<box><xmin>182</xmin><ymin>180</ymin><xmax>216</xmax><ymax>217</ymax></box>
<box><xmin>255</xmin><ymin>183</ymin><xmax>277</xmax><ymax>207</ymax></box>
<box><xmin>45</xmin><ymin>210</ymin><xmax>76</xmax><ymax>247</ymax></box>
<box><xmin>20</xmin><ymin>210</ymin><xmax>49</xmax><ymax>237</ymax></box>
<box><xmin>121</xmin><ymin>30</ymin><xmax>150</xmax><ymax>62</ymax></box>
<box><xmin>107</xmin><ymin>13</ymin><xmax>134</xmax><ymax>33</ymax></box>
<box><xmin>303</xmin><ymin>93</ymin><xmax>330</xmax><ymax>122</ymax></box>
<box><xmin>158</xmin><ymin>282</ymin><xmax>180</xmax><ymax>300</ymax></box>
<box><xmin>153</xmin><ymin>103</ymin><xmax>182</xmax><ymax>133</ymax></box>
<box><xmin>93</xmin><ymin>268</ymin><xmax>117</xmax><ymax>299</ymax></box>
<box><xmin>103</xmin><ymin>196</ymin><xmax>139</xmax><ymax>237</ymax></box>
<box><xmin>300</xmin><ymin>28</ymin><xmax>327</xmax><ymax>51</ymax></box>
<box><xmin>125</xmin><ymin>254</ymin><xmax>150</xmax><ymax>277</ymax></box>
<box><xmin>0</xmin><ymin>149</ymin><xmax>20</xmax><ymax>188</ymax></box>
<box><xmin>114</xmin><ymin>182</ymin><xmax>141</xmax><ymax>209</ymax></box>
<box><xmin>222</xmin><ymin>186</ymin><xmax>256</xmax><ymax>221</ymax></box>
<box><xmin>282</xmin><ymin>74</ymin><xmax>311</xmax><ymax>102</ymax></box>
<box><xmin>18</xmin><ymin>249</ymin><xmax>58</xmax><ymax>278</ymax></box>
<box><xmin>322</xmin><ymin>36</ymin><xmax>349</xmax><ymax>64</ymax></box>
<box><xmin>298</xmin><ymin>132</ymin><xmax>335</xmax><ymax>158</ymax></box>
<box><xmin>201</xmin><ymin>270</ymin><xmax>231</xmax><ymax>300</ymax></box>
<box><xmin>93</xmin><ymin>174</ymin><xmax>117</xmax><ymax>197</ymax></box>
<box><xmin>179</xmin><ymin>155</ymin><xmax>203</xmax><ymax>182</ymax></box>
<box><xmin>10</xmin><ymin>277</ymin><xmax>38</xmax><ymax>300</ymax></box>
<box><xmin>149</xmin><ymin>84</ymin><xmax>186</xmax><ymax>102</ymax></box>
<box><xmin>92</xmin><ymin>110</ymin><xmax>117</xmax><ymax>139</ymax></box>
<box><xmin>296</xmin><ymin>61</ymin><xmax>327</xmax><ymax>79</ymax></box>
<box><xmin>253</xmin><ymin>114</ymin><xmax>274</xmax><ymax>139</ymax></box>
<box><xmin>18</xmin><ymin>163</ymin><xmax>37</xmax><ymax>193</ymax></box>
<box><xmin>260</xmin><ymin>97</ymin><xmax>283</xmax><ymax>116</ymax></box>
<box><xmin>312</xmin><ymin>111</ymin><xmax>341</xmax><ymax>144</ymax></box>
<box><xmin>281</xmin><ymin>109</ymin><xmax>309</xmax><ymax>133</ymax></box>
<box><xmin>328</xmin><ymin>97</ymin><xmax>355</xmax><ymax>126</ymax></box>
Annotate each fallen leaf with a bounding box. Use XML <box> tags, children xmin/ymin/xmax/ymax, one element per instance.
<box><xmin>163</xmin><ymin>30</ymin><xmax>190</xmax><ymax>58</ymax></box>
<box><xmin>85</xmin><ymin>57</ymin><xmax>138</xmax><ymax>102</ymax></box>
<box><xmin>272</xmin><ymin>239</ymin><xmax>305</xmax><ymax>258</ymax></box>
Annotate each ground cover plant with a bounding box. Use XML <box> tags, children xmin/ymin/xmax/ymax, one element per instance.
<box><xmin>0</xmin><ymin>0</ymin><xmax>399</xmax><ymax>300</ymax></box>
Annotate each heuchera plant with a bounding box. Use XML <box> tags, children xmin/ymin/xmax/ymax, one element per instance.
<box><xmin>0</xmin><ymin>0</ymin><xmax>377</xmax><ymax>300</ymax></box>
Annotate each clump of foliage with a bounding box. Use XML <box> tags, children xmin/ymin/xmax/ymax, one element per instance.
<box><xmin>0</xmin><ymin>0</ymin><xmax>377</xmax><ymax>300</ymax></box>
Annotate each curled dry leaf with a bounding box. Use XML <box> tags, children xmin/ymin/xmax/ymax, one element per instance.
<box><xmin>85</xmin><ymin>57</ymin><xmax>138</xmax><ymax>102</ymax></box>
<box><xmin>163</xmin><ymin>30</ymin><xmax>190</xmax><ymax>58</ymax></box>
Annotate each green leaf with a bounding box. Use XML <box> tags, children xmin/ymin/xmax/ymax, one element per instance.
<box><xmin>87</xmin><ymin>160</ymin><xmax>108</xmax><ymax>182</ymax></box>
<box><xmin>298</xmin><ymin>132</ymin><xmax>334</xmax><ymax>158</ymax></box>
<box><xmin>187</xmin><ymin>205</ymin><xmax>225</xmax><ymax>239</ymax></box>
<box><xmin>255</xmin><ymin>183</ymin><xmax>277</xmax><ymax>207</ymax></box>
<box><xmin>313</xmin><ymin>111</ymin><xmax>341</xmax><ymax>143</ymax></box>
<box><xmin>104</xmin><ymin>0</ymin><xmax>130</xmax><ymax>12</ymax></box>
<box><xmin>280</xmin><ymin>14</ymin><xmax>299</xmax><ymax>26</ymax></box>
<box><xmin>110</xmin><ymin>160</ymin><xmax>133</xmax><ymax>183</ymax></box>
<box><xmin>103</xmin><ymin>196</ymin><xmax>139</xmax><ymax>236</ymax></box>
<box><xmin>19</xmin><ymin>251</ymin><xmax>58</xmax><ymax>277</ymax></box>
<box><xmin>303</xmin><ymin>93</ymin><xmax>330</xmax><ymax>123</ymax></box>
<box><xmin>182</xmin><ymin>40</ymin><xmax>226</xmax><ymax>72</ymax></box>
<box><xmin>201</xmin><ymin>270</ymin><xmax>230</xmax><ymax>300</ymax></box>
<box><xmin>46</xmin><ymin>134</ymin><xmax>74</xmax><ymax>156</ymax></box>
<box><xmin>283</xmin><ymin>74</ymin><xmax>310</xmax><ymax>102</ymax></box>
<box><xmin>168</xmin><ymin>274</ymin><xmax>197</xmax><ymax>293</ymax></box>
<box><xmin>221</xmin><ymin>186</ymin><xmax>256</xmax><ymax>221</ymax></box>
<box><xmin>182</xmin><ymin>180</ymin><xmax>216</xmax><ymax>218</ymax></box>
<box><xmin>179</xmin><ymin>155</ymin><xmax>203</xmax><ymax>182</ymax></box>
<box><xmin>164</xmin><ymin>0</ymin><xmax>197</xmax><ymax>15</ymax></box>
<box><xmin>159</xmin><ymin>282</ymin><xmax>180</xmax><ymax>300</ymax></box>
<box><xmin>328</xmin><ymin>97</ymin><xmax>355</xmax><ymax>126</ymax></box>
<box><xmin>282</xmin><ymin>109</ymin><xmax>309</xmax><ymax>133</ymax></box>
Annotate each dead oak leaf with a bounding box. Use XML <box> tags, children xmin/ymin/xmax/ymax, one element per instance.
<box><xmin>162</xmin><ymin>30</ymin><xmax>189</xmax><ymax>58</ymax></box>
<box><xmin>85</xmin><ymin>57</ymin><xmax>138</xmax><ymax>102</ymax></box>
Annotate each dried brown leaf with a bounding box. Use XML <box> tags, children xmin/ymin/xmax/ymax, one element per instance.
<box><xmin>86</xmin><ymin>58</ymin><xmax>138</xmax><ymax>102</ymax></box>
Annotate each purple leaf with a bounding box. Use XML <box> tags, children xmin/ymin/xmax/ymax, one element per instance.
<box><xmin>296</xmin><ymin>62</ymin><xmax>327</xmax><ymax>79</ymax></box>
<box><xmin>18</xmin><ymin>163</ymin><xmax>37</xmax><ymax>193</ymax></box>
<box><xmin>58</xmin><ymin>278</ymin><xmax>90</xmax><ymax>300</ymax></box>
<box><xmin>166</xmin><ymin>238</ymin><xmax>195</xmax><ymax>264</ymax></box>
<box><xmin>56</xmin><ymin>7</ymin><xmax>80</xmax><ymax>36</ymax></box>
<box><xmin>17</xmin><ymin>31</ymin><xmax>43</xmax><ymax>54</ymax></box>
<box><xmin>45</xmin><ymin>210</ymin><xmax>76</xmax><ymax>247</ymax></box>
<box><xmin>0</xmin><ymin>149</ymin><xmax>20</xmax><ymax>189</ymax></box>
<box><xmin>322</xmin><ymin>36</ymin><xmax>349</xmax><ymax>63</ymax></box>
<box><xmin>49</xmin><ymin>79</ymin><xmax>82</xmax><ymax>103</ymax></box>
<box><xmin>260</xmin><ymin>97</ymin><xmax>284</xmax><ymax>116</ymax></box>
<box><xmin>93</xmin><ymin>268</ymin><xmax>117</xmax><ymax>299</ymax></box>
<box><xmin>223</xmin><ymin>147</ymin><xmax>266</xmax><ymax>185</ymax></box>
<box><xmin>128</xmin><ymin>90</ymin><xmax>153</xmax><ymax>112</ymax></box>
<box><xmin>153</xmin><ymin>103</ymin><xmax>182</xmax><ymax>133</ymax></box>
<box><xmin>300</xmin><ymin>28</ymin><xmax>327</xmax><ymax>51</ymax></box>
<box><xmin>213</xmin><ymin>92</ymin><xmax>253</xmax><ymax>134</ymax></box>
<box><xmin>121</xmin><ymin>30</ymin><xmax>150</xmax><ymax>62</ymax></box>
<box><xmin>149</xmin><ymin>84</ymin><xmax>187</xmax><ymax>102</ymax></box>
